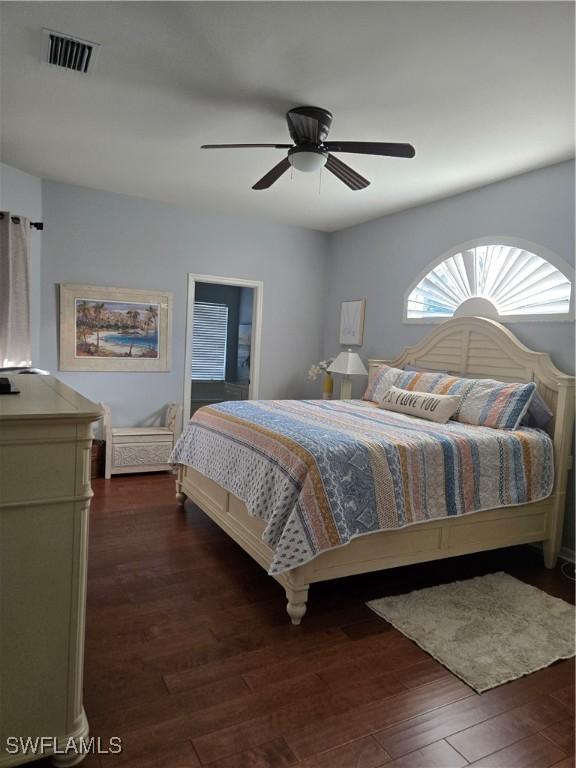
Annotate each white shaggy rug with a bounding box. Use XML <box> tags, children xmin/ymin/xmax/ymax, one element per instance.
<box><xmin>367</xmin><ymin>572</ymin><xmax>575</xmax><ymax>692</ymax></box>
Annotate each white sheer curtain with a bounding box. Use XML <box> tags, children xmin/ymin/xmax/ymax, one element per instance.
<box><xmin>0</xmin><ymin>212</ymin><xmax>31</xmax><ymax>367</ymax></box>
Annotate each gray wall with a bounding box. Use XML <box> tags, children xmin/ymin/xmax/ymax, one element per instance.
<box><xmin>323</xmin><ymin>161</ymin><xmax>574</xmax><ymax>375</ymax></box>
<box><xmin>323</xmin><ymin>160</ymin><xmax>575</xmax><ymax>552</ymax></box>
<box><xmin>0</xmin><ymin>163</ymin><xmax>43</xmax><ymax>364</ymax></box>
<box><xmin>39</xmin><ymin>181</ymin><xmax>328</xmax><ymax>425</ymax></box>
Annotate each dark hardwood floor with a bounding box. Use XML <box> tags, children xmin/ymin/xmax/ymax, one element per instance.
<box><xmin>50</xmin><ymin>474</ymin><xmax>576</xmax><ymax>767</ymax></box>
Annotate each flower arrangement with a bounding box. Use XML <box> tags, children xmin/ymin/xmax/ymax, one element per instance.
<box><xmin>308</xmin><ymin>359</ymin><xmax>334</xmax><ymax>381</ymax></box>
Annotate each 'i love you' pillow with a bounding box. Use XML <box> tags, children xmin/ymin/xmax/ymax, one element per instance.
<box><xmin>378</xmin><ymin>386</ymin><xmax>461</xmax><ymax>423</ymax></box>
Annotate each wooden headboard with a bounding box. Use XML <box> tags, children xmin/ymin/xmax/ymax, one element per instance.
<box><xmin>368</xmin><ymin>316</ymin><xmax>574</xmax><ymax>506</ymax></box>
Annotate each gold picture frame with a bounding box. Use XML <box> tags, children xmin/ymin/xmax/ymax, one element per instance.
<box><xmin>59</xmin><ymin>283</ymin><xmax>172</xmax><ymax>372</ymax></box>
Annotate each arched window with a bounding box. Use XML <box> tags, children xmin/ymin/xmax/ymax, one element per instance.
<box><xmin>406</xmin><ymin>242</ymin><xmax>573</xmax><ymax>322</ymax></box>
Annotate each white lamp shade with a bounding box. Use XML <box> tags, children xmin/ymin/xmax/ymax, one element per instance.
<box><xmin>328</xmin><ymin>349</ymin><xmax>367</xmax><ymax>376</ymax></box>
<box><xmin>288</xmin><ymin>150</ymin><xmax>328</xmax><ymax>173</ymax></box>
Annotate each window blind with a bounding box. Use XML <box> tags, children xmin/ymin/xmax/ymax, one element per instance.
<box><xmin>191</xmin><ymin>301</ymin><xmax>228</xmax><ymax>381</ymax></box>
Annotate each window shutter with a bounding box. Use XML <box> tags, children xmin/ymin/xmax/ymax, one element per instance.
<box><xmin>407</xmin><ymin>245</ymin><xmax>572</xmax><ymax>321</ymax></box>
<box><xmin>191</xmin><ymin>301</ymin><xmax>228</xmax><ymax>380</ymax></box>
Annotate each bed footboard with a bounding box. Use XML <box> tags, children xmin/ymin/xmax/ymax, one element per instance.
<box><xmin>176</xmin><ymin>465</ymin><xmax>311</xmax><ymax>624</ymax></box>
<box><xmin>175</xmin><ymin>463</ymin><xmax>560</xmax><ymax>624</ymax></box>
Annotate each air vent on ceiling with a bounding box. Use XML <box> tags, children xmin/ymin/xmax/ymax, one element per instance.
<box><xmin>41</xmin><ymin>29</ymin><xmax>100</xmax><ymax>75</ymax></box>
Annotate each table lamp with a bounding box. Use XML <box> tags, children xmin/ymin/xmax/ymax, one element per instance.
<box><xmin>328</xmin><ymin>349</ymin><xmax>368</xmax><ymax>399</ymax></box>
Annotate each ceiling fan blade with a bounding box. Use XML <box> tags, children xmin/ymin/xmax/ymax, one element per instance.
<box><xmin>202</xmin><ymin>143</ymin><xmax>292</xmax><ymax>149</ymax></box>
<box><xmin>325</xmin><ymin>154</ymin><xmax>370</xmax><ymax>190</ymax></box>
<box><xmin>324</xmin><ymin>141</ymin><xmax>416</xmax><ymax>158</ymax></box>
<box><xmin>252</xmin><ymin>157</ymin><xmax>291</xmax><ymax>190</ymax></box>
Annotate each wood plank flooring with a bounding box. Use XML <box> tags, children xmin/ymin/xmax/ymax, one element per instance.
<box><xmin>43</xmin><ymin>474</ymin><xmax>575</xmax><ymax>767</ymax></box>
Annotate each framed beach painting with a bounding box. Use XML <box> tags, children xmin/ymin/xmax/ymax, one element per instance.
<box><xmin>59</xmin><ymin>284</ymin><xmax>172</xmax><ymax>372</ymax></box>
<box><xmin>339</xmin><ymin>299</ymin><xmax>366</xmax><ymax>345</ymax></box>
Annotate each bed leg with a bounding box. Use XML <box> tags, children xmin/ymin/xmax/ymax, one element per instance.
<box><xmin>175</xmin><ymin>467</ymin><xmax>187</xmax><ymax>505</ymax></box>
<box><xmin>285</xmin><ymin>582</ymin><xmax>309</xmax><ymax>625</ymax></box>
<box><xmin>543</xmin><ymin>539</ymin><xmax>559</xmax><ymax>569</ymax></box>
<box><xmin>175</xmin><ymin>481</ymin><xmax>187</xmax><ymax>505</ymax></box>
<box><xmin>543</xmin><ymin>494</ymin><xmax>566</xmax><ymax>569</ymax></box>
<box><xmin>175</xmin><ymin>491</ymin><xmax>187</xmax><ymax>505</ymax></box>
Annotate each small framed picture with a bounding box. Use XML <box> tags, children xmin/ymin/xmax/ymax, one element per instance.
<box><xmin>339</xmin><ymin>299</ymin><xmax>366</xmax><ymax>345</ymax></box>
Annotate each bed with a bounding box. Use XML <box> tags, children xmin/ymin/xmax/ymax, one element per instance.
<box><xmin>173</xmin><ymin>317</ymin><xmax>574</xmax><ymax>624</ymax></box>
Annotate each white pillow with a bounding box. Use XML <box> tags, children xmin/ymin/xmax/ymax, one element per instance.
<box><xmin>378</xmin><ymin>386</ymin><xmax>461</xmax><ymax>424</ymax></box>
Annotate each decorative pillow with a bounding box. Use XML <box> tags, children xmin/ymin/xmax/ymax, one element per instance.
<box><xmin>378</xmin><ymin>386</ymin><xmax>461</xmax><ymax>423</ymax></box>
<box><xmin>403</xmin><ymin>365</ymin><xmax>547</xmax><ymax>430</ymax></box>
<box><xmin>363</xmin><ymin>363</ymin><xmax>448</xmax><ymax>403</ymax></box>
<box><xmin>404</xmin><ymin>364</ymin><xmax>449</xmax><ymax>374</ymax></box>
<box><xmin>456</xmin><ymin>378</ymin><xmax>536</xmax><ymax>429</ymax></box>
<box><xmin>522</xmin><ymin>390</ymin><xmax>554</xmax><ymax>429</ymax></box>
<box><xmin>388</xmin><ymin>369</ymin><xmax>536</xmax><ymax>430</ymax></box>
<box><xmin>362</xmin><ymin>364</ymin><xmax>402</xmax><ymax>403</ymax></box>
<box><xmin>394</xmin><ymin>369</ymin><xmax>464</xmax><ymax>394</ymax></box>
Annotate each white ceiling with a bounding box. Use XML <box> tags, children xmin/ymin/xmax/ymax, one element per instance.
<box><xmin>1</xmin><ymin>2</ymin><xmax>574</xmax><ymax>232</ymax></box>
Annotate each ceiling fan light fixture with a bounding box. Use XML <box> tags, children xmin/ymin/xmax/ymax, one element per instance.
<box><xmin>288</xmin><ymin>148</ymin><xmax>328</xmax><ymax>173</ymax></box>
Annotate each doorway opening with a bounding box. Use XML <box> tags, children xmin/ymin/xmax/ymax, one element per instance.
<box><xmin>183</xmin><ymin>274</ymin><xmax>263</xmax><ymax>419</ymax></box>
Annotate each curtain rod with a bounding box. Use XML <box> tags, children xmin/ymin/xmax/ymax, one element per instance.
<box><xmin>0</xmin><ymin>213</ymin><xmax>44</xmax><ymax>230</ymax></box>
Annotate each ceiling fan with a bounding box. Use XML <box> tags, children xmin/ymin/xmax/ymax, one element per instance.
<box><xmin>201</xmin><ymin>106</ymin><xmax>416</xmax><ymax>191</ymax></box>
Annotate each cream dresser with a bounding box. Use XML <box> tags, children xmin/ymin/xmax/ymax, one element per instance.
<box><xmin>0</xmin><ymin>376</ymin><xmax>101</xmax><ymax>767</ymax></box>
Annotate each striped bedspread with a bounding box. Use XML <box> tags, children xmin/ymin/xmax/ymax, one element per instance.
<box><xmin>171</xmin><ymin>399</ymin><xmax>554</xmax><ymax>575</ymax></box>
